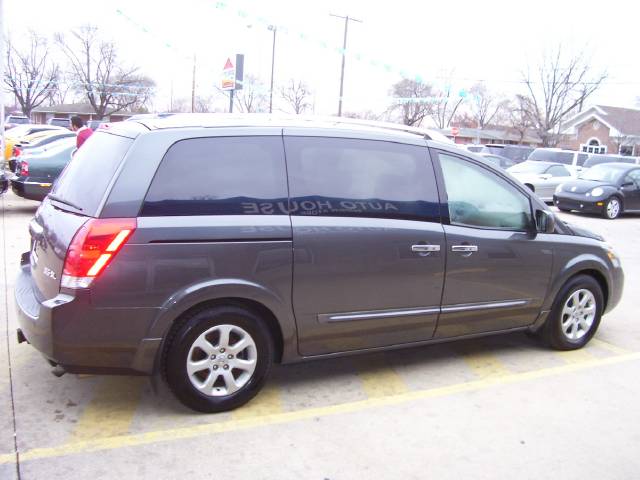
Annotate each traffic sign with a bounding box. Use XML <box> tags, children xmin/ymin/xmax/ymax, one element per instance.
<box><xmin>451</xmin><ymin>127</ymin><xmax>460</xmax><ymax>136</ymax></box>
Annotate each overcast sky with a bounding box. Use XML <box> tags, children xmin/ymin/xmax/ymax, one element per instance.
<box><xmin>4</xmin><ymin>0</ymin><xmax>640</xmax><ymax>118</ymax></box>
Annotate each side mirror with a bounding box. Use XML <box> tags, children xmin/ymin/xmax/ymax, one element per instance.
<box><xmin>536</xmin><ymin>209</ymin><xmax>556</xmax><ymax>234</ymax></box>
<box><xmin>539</xmin><ymin>174</ymin><xmax>552</xmax><ymax>180</ymax></box>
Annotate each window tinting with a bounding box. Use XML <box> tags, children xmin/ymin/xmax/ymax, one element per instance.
<box><xmin>51</xmin><ymin>132</ymin><xmax>133</xmax><ymax>216</ymax></box>
<box><xmin>439</xmin><ymin>152</ymin><xmax>532</xmax><ymax>230</ymax></box>
<box><xmin>142</xmin><ymin>136</ymin><xmax>288</xmax><ymax>216</ymax></box>
<box><xmin>284</xmin><ymin>137</ymin><xmax>439</xmax><ymax>221</ymax></box>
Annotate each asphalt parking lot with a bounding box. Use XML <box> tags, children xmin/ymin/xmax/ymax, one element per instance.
<box><xmin>1</xmin><ymin>190</ymin><xmax>639</xmax><ymax>480</ymax></box>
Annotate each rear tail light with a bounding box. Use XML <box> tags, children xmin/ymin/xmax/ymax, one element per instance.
<box><xmin>61</xmin><ymin>218</ymin><xmax>136</xmax><ymax>289</ymax></box>
<box><xmin>20</xmin><ymin>162</ymin><xmax>29</xmax><ymax>176</ymax></box>
<box><xmin>13</xmin><ymin>146</ymin><xmax>22</xmax><ymax>157</ymax></box>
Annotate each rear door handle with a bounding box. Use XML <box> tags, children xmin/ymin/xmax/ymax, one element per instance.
<box><xmin>411</xmin><ymin>244</ymin><xmax>441</xmax><ymax>253</ymax></box>
<box><xmin>451</xmin><ymin>245</ymin><xmax>478</xmax><ymax>253</ymax></box>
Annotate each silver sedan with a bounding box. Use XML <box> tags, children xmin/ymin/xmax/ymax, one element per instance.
<box><xmin>507</xmin><ymin>160</ymin><xmax>574</xmax><ymax>202</ymax></box>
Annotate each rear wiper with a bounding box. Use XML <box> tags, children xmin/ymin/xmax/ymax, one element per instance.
<box><xmin>47</xmin><ymin>194</ymin><xmax>84</xmax><ymax>212</ymax></box>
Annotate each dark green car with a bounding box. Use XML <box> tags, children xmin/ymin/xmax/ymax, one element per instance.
<box><xmin>11</xmin><ymin>138</ymin><xmax>76</xmax><ymax>201</ymax></box>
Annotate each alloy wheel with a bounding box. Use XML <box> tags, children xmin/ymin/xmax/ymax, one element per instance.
<box><xmin>186</xmin><ymin>324</ymin><xmax>258</xmax><ymax>397</ymax></box>
<box><xmin>560</xmin><ymin>289</ymin><xmax>596</xmax><ymax>341</ymax></box>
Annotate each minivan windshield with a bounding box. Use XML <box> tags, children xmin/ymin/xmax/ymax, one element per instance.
<box><xmin>507</xmin><ymin>161</ymin><xmax>548</xmax><ymax>174</ymax></box>
<box><xmin>579</xmin><ymin>164</ymin><xmax>625</xmax><ymax>183</ymax></box>
<box><xmin>49</xmin><ymin>132</ymin><xmax>133</xmax><ymax>216</ymax></box>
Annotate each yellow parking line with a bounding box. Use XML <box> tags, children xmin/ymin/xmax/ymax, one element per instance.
<box><xmin>461</xmin><ymin>351</ymin><xmax>511</xmax><ymax>379</ymax></box>
<box><xmin>590</xmin><ymin>338</ymin><xmax>630</xmax><ymax>355</ymax></box>
<box><xmin>2</xmin><ymin>351</ymin><xmax>639</xmax><ymax>465</ymax></box>
<box><xmin>231</xmin><ymin>385</ymin><xmax>283</xmax><ymax>420</ymax></box>
<box><xmin>357</xmin><ymin>365</ymin><xmax>409</xmax><ymax>398</ymax></box>
<box><xmin>554</xmin><ymin>349</ymin><xmax>596</xmax><ymax>365</ymax></box>
<box><xmin>69</xmin><ymin>377</ymin><xmax>144</xmax><ymax>442</ymax></box>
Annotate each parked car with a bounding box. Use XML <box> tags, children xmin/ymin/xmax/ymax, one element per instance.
<box><xmin>8</xmin><ymin>130</ymin><xmax>76</xmax><ymax>172</ymax></box>
<box><xmin>0</xmin><ymin>169</ymin><xmax>8</xmax><ymax>195</ymax></box>
<box><xmin>507</xmin><ymin>161</ymin><xmax>574</xmax><ymax>202</ymax></box>
<box><xmin>465</xmin><ymin>145</ymin><xmax>484</xmax><ymax>153</ymax></box>
<box><xmin>15</xmin><ymin>115</ymin><xmax>624</xmax><ymax>413</ymax></box>
<box><xmin>582</xmin><ymin>154</ymin><xmax>638</xmax><ymax>170</ymax></box>
<box><xmin>3</xmin><ymin>124</ymin><xmax>67</xmax><ymax>161</ymax></box>
<box><xmin>479</xmin><ymin>153</ymin><xmax>517</xmax><ymax>169</ymax></box>
<box><xmin>87</xmin><ymin>120</ymin><xmax>108</xmax><ymax>130</ymax></box>
<box><xmin>4</xmin><ymin>115</ymin><xmax>30</xmax><ymax>130</ymax></box>
<box><xmin>47</xmin><ymin>118</ymin><xmax>71</xmax><ymax>129</ymax></box>
<box><xmin>11</xmin><ymin>137</ymin><xmax>76</xmax><ymax>201</ymax></box>
<box><xmin>528</xmin><ymin>148</ymin><xmax>588</xmax><ymax>175</ymax></box>
<box><xmin>483</xmin><ymin>144</ymin><xmax>534</xmax><ymax>163</ymax></box>
<box><xmin>553</xmin><ymin>162</ymin><xmax>640</xmax><ymax>219</ymax></box>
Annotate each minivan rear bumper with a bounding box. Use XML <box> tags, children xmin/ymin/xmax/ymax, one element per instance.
<box><xmin>15</xmin><ymin>257</ymin><xmax>159</xmax><ymax>375</ymax></box>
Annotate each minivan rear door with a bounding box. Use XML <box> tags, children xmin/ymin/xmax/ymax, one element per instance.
<box><xmin>29</xmin><ymin>131</ymin><xmax>135</xmax><ymax>301</ymax></box>
<box><xmin>285</xmin><ymin>133</ymin><xmax>445</xmax><ymax>356</ymax></box>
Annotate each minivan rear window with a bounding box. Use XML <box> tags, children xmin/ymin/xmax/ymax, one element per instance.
<box><xmin>50</xmin><ymin>132</ymin><xmax>133</xmax><ymax>216</ymax></box>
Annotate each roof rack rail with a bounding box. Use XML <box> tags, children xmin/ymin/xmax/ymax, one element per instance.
<box><xmin>291</xmin><ymin>114</ymin><xmax>451</xmax><ymax>142</ymax></box>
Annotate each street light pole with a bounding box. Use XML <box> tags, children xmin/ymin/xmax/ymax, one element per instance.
<box><xmin>330</xmin><ymin>14</ymin><xmax>361</xmax><ymax>117</ymax></box>
<box><xmin>268</xmin><ymin>25</ymin><xmax>276</xmax><ymax>114</ymax></box>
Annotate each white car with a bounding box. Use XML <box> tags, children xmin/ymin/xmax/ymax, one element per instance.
<box><xmin>507</xmin><ymin>161</ymin><xmax>574</xmax><ymax>202</ymax></box>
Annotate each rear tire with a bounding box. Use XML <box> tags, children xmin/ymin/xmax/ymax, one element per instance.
<box><xmin>602</xmin><ymin>196</ymin><xmax>622</xmax><ymax>219</ymax></box>
<box><xmin>164</xmin><ymin>305</ymin><xmax>273</xmax><ymax>413</ymax></box>
<box><xmin>542</xmin><ymin>275</ymin><xmax>603</xmax><ymax>350</ymax></box>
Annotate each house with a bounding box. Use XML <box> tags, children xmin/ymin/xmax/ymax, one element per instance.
<box><xmin>440</xmin><ymin>126</ymin><xmax>543</xmax><ymax>146</ymax></box>
<box><xmin>31</xmin><ymin>103</ymin><xmax>142</xmax><ymax>124</ymax></box>
<box><xmin>558</xmin><ymin>105</ymin><xmax>640</xmax><ymax>156</ymax></box>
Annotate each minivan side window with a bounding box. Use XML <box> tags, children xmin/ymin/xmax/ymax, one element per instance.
<box><xmin>284</xmin><ymin>136</ymin><xmax>440</xmax><ymax>222</ymax></box>
<box><xmin>438</xmin><ymin>152</ymin><xmax>532</xmax><ymax>230</ymax></box>
<box><xmin>141</xmin><ymin>136</ymin><xmax>288</xmax><ymax>216</ymax></box>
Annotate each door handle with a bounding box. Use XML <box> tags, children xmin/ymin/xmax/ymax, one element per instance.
<box><xmin>451</xmin><ymin>245</ymin><xmax>478</xmax><ymax>253</ymax></box>
<box><xmin>411</xmin><ymin>244</ymin><xmax>441</xmax><ymax>253</ymax></box>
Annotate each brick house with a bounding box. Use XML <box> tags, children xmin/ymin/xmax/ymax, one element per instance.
<box><xmin>31</xmin><ymin>103</ymin><xmax>141</xmax><ymax>124</ymax></box>
<box><xmin>558</xmin><ymin>105</ymin><xmax>640</xmax><ymax>156</ymax></box>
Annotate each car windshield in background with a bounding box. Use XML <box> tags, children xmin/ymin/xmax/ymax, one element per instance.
<box><xmin>7</xmin><ymin>117</ymin><xmax>30</xmax><ymax>125</ymax></box>
<box><xmin>528</xmin><ymin>149</ymin><xmax>574</xmax><ymax>164</ymax></box>
<box><xmin>508</xmin><ymin>161</ymin><xmax>548</xmax><ymax>174</ymax></box>
<box><xmin>49</xmin><ymin>132</ymin><xmax>133</xmax><ymax>216</ymax></box>
<box><xmin>579</xmin><ymin>164</ymin><xmax>625</xmax><ymax>183</ymax></box>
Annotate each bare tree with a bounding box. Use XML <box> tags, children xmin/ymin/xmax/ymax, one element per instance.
<box><xmin>429</xmin><ymin>88</ymin><xmax>465</xmax><ymax>129</ymax></box>
<box><xmin>55</xmin><ymin>25</ymin><xmax>155</xmax><ymax>119</ymax></box>
<box><xmin>506</xmin><ymin>95</ymin><xmax>535</xmax><ymax>144</ymax></box>
<box><xmin>232</xmin><ymin>75</ymin><xmax>269</xmax><ymax>113</ymax></box>
<box><xmin>279</xmin><ymin>79</ymin><xmax>311</xmax><ymax>114</ymax></box>
<box><xmin>468</xmin><ymin>83</ymin><xmax>509</xmax><ymax>128</ymax></box>
<box><xmin>521</xmin><ymin>45</ymin><xmax>607</xmax><ymax>146</ymax></box>
<box><xmin>389</xmin><ymin>79</ymin><xmax>434</xmax><ymax>126</ymax></box>
<box><xmin>3</xmin><ymin>32</ymin><xmax>59</xmax><ymax>117</ymax></box>
<box><xmin>344</xmin><ymin>110</ymin><xmax>384</xmax><ymax>121</ymax></box>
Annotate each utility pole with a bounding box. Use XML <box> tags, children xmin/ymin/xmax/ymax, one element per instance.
<box><xmin>268</xmin><ymin>25</ymin><xmax>277</xmax><ymax>114</ymax></box>
<box><xmin>191</xmin><ymin>54</ymin><xmax>196</xmax><ymax>113</ymax></box>
<box><xmin>330</xmin><ymin>14</ymin><xmax>361</xmax><ymax>117</ymax></box>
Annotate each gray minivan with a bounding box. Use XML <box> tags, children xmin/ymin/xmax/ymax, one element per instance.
<box><xmin>15</xmin><ymin>115</ymin><xmax>624</xmax><ymax>413</ymax></box>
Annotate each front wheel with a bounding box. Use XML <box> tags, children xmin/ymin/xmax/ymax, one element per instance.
<box><xmin>542</xmin><ymin>275</ymin><xmax>604</xmax><ymax>350</ymax></box>
<box><xmin>602</xmin><ymin>196</ymin><xmax>622</xmax><ymax>219</ymax></box>
<box><xmin>164</xmin><ymin>305</ymin><xmax>273</xmax><ymax>413</ymax></box>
